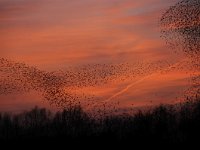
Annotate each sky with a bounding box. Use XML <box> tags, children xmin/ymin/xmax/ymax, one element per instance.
<box><xmin>0</xmin><ymin>0</ymin><xmax>194</xmax><ymax>113</ymax></box>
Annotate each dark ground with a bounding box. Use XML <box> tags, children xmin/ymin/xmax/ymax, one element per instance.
<box><xmin>1</xmin><ymin>97</ymin><xmax>200</xmax><ymax>147</ymax></box>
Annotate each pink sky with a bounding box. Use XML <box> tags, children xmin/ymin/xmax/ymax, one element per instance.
<box><xmin>0</xmin><ymin>0</ymin><xmax>193</xmax><ymax>113</ymax></box>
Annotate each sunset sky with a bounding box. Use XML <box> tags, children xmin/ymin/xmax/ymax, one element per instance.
<box><xmin>0</xmin><ymin>0</ymin><xmax>193</xmax><ymax>113</ymax></box>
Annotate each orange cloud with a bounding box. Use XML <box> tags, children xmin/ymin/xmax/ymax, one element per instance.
<box><xmin>1</xmin><ymin>0</ymin><xmax>192</xmax><ymax>112</ymax></box>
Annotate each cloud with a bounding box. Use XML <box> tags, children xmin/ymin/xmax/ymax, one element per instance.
<box><xmin>0</xmin><ymin>0</ymin><xmax>177</xmax><ymax>66</ymax></box>
<box><xmin>1</xmin><ymin>0</ymin><xmax>194</xmax><ymax>111</ymax></box>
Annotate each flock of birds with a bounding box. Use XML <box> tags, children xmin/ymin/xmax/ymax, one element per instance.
<box><xmin>160</xmin><ymin>0</ymin><xmax>200</xmax><ymax>56</ymax></box>
<box><xmin>160</xmin><ymin>0</ymin><xmax>200</xmax><ymax>97</ymax></box>
<box><xmin>0</xmin><ymin>0</ymin><xmax>200</xmax><ymax>111</ymax></box>
<box><xmin>0</xmin><ymin>57</ymin><xmax>172</xmax><ymax>109</ymax></box>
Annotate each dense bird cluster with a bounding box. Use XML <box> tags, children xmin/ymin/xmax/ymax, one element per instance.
<box><xmin>160</xmin><ymin>0</ymin><xmax>200</xmax><ymax>57</ymax></box>
<box><xmin>0</xmin><ymin>58</ymin><xmax>172</xmax><ymax>109</ymax></box>
<box><xmin>160</xmin><ymin>0</ymin><xmax>200</xmax><ymax>98</ymax></box>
